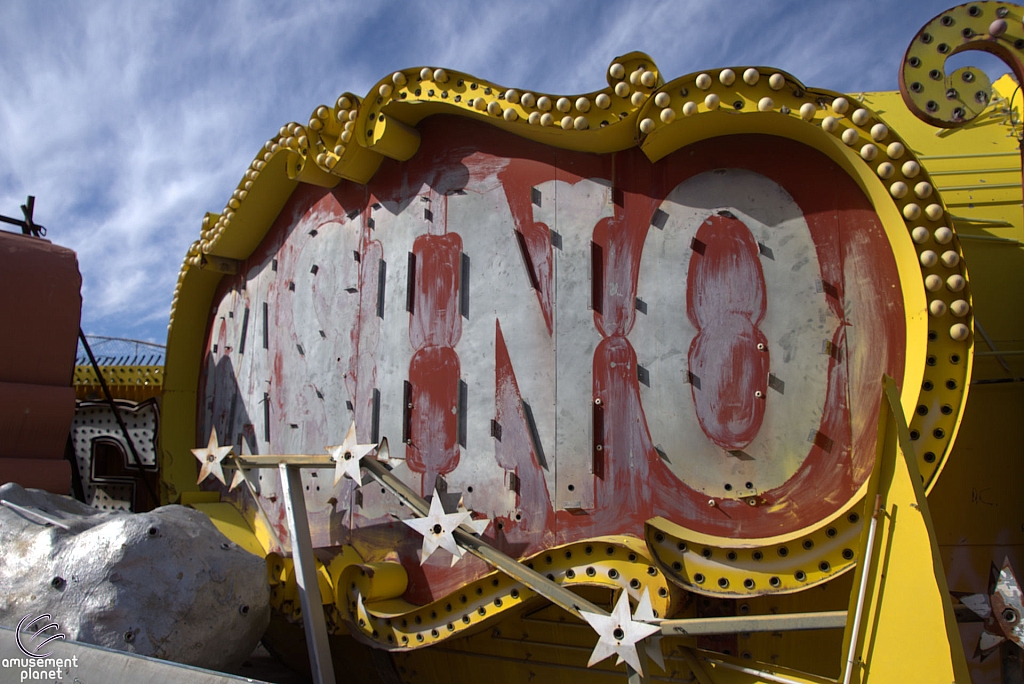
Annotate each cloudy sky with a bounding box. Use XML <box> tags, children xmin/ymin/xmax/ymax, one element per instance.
<box><xmin>0</xmin><ymin>0</ymin><xmax>1007</xmax><ymax>345</ymax></box>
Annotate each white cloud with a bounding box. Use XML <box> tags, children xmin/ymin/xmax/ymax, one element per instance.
<box><xmin>0</xmin><ymin>0</ymin><xmax>1003</xmax><ymax>343</ymax></box>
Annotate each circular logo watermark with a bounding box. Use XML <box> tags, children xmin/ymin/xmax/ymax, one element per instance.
<box><xmin>15</xmin><ymin>614</ymin><xmax>65</xmax><ymax>658</ymax></box>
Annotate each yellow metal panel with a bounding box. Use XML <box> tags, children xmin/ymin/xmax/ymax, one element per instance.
<box><xmin>73</xmin><ymin>364</ymin><xmax>163</xmax><ymax>402</ymax></box>
<box><xmin>842</xmin><ymin>376</ymin><xmax>970</xmax><ymax>684</ymax></box>
<box><xmin>162</xmin><ymin>264</ymin><xmax>223</xmax><ymax>502</ymax></box>
<box><xmin>188</xmin><ymin>501</ymin><xmax>267</xmax><ymax>558</ymax></box>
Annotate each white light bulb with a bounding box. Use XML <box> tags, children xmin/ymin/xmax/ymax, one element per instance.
<box><xmin>950</xmin><ymin>323</ymin><xmax>970</xmax><ymax>341</ymax></box>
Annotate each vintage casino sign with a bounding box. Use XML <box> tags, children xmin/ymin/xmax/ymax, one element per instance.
<box><xmin>162</xmin><ymin>52</ymin><xmax>972</xmax><ymax>600</ymax></box>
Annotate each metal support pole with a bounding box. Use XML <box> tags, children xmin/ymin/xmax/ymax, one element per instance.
<box><xmin>279</xmin><ymin>464</ymin><xmax>335</xmax><ymax>684</ymax></box>
<box><xmin>843</xmin><ymin>495</ymin><xmax>883</xmax><ymax>684</ymax></box>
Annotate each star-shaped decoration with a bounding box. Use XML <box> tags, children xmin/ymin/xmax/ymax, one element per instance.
<box><xmin>402</xmin><ymin>488</ymin><xmax>472</xmax><ymax>565</ymax></box>
<box><xmin>633</xmin><ymin>588</ymin><xmax>666</xmax><ymax>672</ymax></box>
<box><xmin>455</xmin><ymin>493</ymin><xmax>490</xmax><ymax>536</ymax></box>
<box><xmin>580</xmin><ymin>589</ymin><xmax>660</xmax><ymax>675</ymax></box>
<box><xmin>326</xmin><ymin>422</ymin><xmax>377</xmax><ymax>486</ymax></box>
<box><xmin>965</xmin><ymin>558</ymin><xmax>1024</xmax><ymax>660</ymax></box>
<box><xmin>191</xmin><ymin>429</ymin><xmax>234</xmax><ymax>485</ymax></box>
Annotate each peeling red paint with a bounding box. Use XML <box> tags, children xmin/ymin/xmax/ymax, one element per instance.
<box><xmin>407</xmin><ymin>346</ymin><xmax>460</xmax><ymax>491</ymax></box>
<box><xmin>410</xmin><ymin>233</ymin><xmax>462</xmax><ymax>349</ymax></box>
<box><xmin>687</xmin><ymin>214</ymin><xmax>769</xmax><ymax>450</ymax></box>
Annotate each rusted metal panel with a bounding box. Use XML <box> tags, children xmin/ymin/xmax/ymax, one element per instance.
<box><xmin>0</xmin><ymin>382</ymin><xmax>76</xmax><ymax>459</ymax></box>
<box><xmin>197</xmin><ymin>121</ymin><xmax>908</xmax><ymax>599</ymax></box>
<box><xmin>0</xmin><ymin>457</ymin><xmax>71</xmax><ymax>493</ymax></box>
<box><xmin>0</xmin><ymin>232</ymin><xmax>81</xmax><ymax>387</ymax></box>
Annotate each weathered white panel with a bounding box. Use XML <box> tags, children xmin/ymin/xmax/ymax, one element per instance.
<box><xmin>369</xmin><ymin>200</ymin><xmax>419</xmax><ymax>469</ymax></box>
<box><xmin>632</xmin><ymin>169</ymin><xmax>835</xmax><ymax>498</ymax></box>
<box><xmin>539</xmin><ymin>179</ymin><xmax>614</xmax><ymax>510</ymax></box>
<box><xmin>449</xmin><ymin>187</ymin><xmax>548</xmax><ymax>517</ymax></box>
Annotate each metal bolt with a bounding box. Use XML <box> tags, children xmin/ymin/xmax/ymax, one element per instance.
<box><xmin>755</xmin><ymin>391</ymin><xmax>764</xmax><ymax>398</ymax></box>
<box><xmin>708</xmin><ymin>499</ymin><xmax>716</xmax><ymax>507</ymax></box>
<box><xmin>594</xmin><ymin>398</ymin><xmax>602</xmax><ymax>406</ymax></box>
<box><xmin>595</xmin><ymin>444</ymin><xmax>603</xmax><ymax>451</ymax></box>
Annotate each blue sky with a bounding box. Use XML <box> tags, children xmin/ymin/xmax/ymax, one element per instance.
<box><xmin>0</xmin><ymin>0</ymin><xmax>1006</xmax><ymax>345</ymax></box>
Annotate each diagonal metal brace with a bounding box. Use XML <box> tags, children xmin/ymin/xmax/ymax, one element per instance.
<box><xmin>360</xmin><ymin>440</ymin><xmax>607</xmax><ymax>620</ymax></box>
